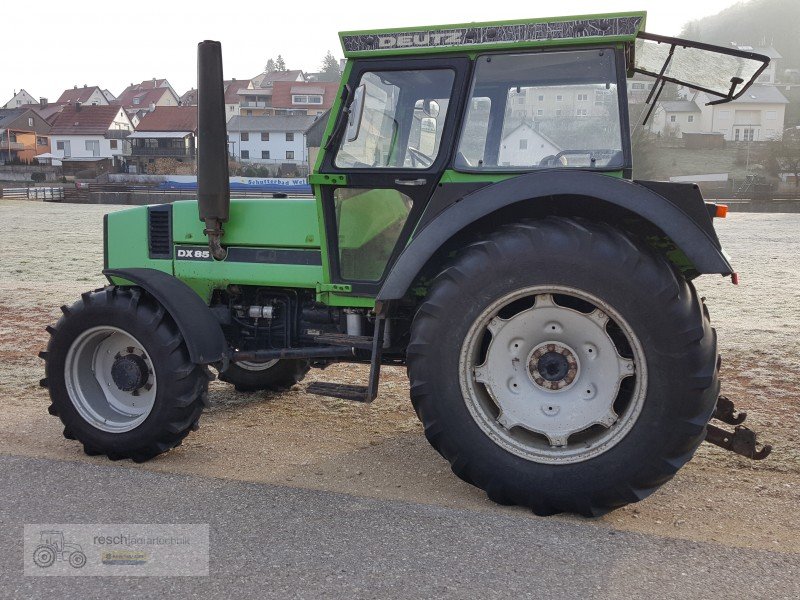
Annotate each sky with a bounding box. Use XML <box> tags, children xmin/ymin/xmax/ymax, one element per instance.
<box><xmin>1</xmin><ymin>0</ymin><xmax>745</xmax><ymax>103</ymax></box>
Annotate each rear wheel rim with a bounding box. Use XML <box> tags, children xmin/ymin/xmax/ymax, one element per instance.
<box><xmin>64</xmin><ymin>326</ymin><xmax>157</xmax><ymax>433</ymax></box>
<box><xmin>459</xmin><ymin>285</ymin><xmax>647</xmax><ymax>464</ymax></box>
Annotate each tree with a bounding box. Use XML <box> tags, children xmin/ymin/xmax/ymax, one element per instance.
<box><xmin>275</xmin><ymin>55</ymin><xmax>287</xmax><ymax>72</ymax></box>
<box><xmin>320</xmin><ymin>51</ymin><xmax>340</xmax><ymax>75</ymax></box>
<box><xmin>765</xmin><ymin>128</ymin><xmax>800</xmax><ymax>187</ymax></box>
<box><xmin>265</xmin><ymin>58</ymin><xmax>276</xmax><ymax>73</ymax></box>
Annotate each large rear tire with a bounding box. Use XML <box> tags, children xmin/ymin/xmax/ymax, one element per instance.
<box><xmin>42</xmin><ymin>287</ymin><xmax>208</xmax><ymax>462</ymax></box>
<box><xmin>407</xmin><ymin>217</ymin><xmax>719</xmax><ymax>516</ymax></box>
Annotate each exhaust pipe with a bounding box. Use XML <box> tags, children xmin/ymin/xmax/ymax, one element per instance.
<box><xmin>197</xmin><ymin>40</ymin><xmax>230</xmax><ymax>261</ymax></box>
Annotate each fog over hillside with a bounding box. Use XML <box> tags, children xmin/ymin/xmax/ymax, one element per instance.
<box><xmin>682</xmin><ymin>0</ymin><xmax>799</xmax><ymax>74</ymax></box>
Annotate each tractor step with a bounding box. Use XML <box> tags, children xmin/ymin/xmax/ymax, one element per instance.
<box><xmin>313</xmin><ymin>333</ymin><xmax>374</xmax><ymax>350</ymax></box>
<box><xmin>306</xmin><ymin>382</ymin><xmax>371</xmax><ymax>402</ymax></box>
<box><xmin>306</xmin><ymin>315</ymin><xmax>388</xmax><ymax>403</ymax></box>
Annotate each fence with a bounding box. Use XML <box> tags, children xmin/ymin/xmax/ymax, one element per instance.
<box><xmin>0</xmin><ymin>186</ymin><xmax>64</xmax><ymax>201</ymax></box>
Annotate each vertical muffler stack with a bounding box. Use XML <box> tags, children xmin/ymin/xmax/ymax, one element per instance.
<box><xmin>197</xmin><ymin>40</ymin><xmax>230</xmax><ymax>261</ymax></box>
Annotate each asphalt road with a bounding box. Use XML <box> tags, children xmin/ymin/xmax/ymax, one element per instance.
<box><xmin>0</xmin><ymin>455</ymin><xmax>797</xmax><ymax>600</ymax></box>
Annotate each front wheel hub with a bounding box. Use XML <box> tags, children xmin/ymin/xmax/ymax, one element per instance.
<box><xmin>111</xmin><ymin>353</ymin><xmax>150</xmax><ymax>392</ymax></box>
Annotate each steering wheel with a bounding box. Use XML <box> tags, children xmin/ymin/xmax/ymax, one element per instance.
<box><xmin>407</xmin><ymin>146</ymin><xmax>434</xmax><ymax>168</ymax></box>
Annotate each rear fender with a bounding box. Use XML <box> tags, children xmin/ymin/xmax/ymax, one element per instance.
<box><xmin>377</xmin><ymin>170</ymin><xmax>731</xmax><ymax>302</ymax></box>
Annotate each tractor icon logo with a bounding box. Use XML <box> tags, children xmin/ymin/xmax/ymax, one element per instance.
<box><xmin>32</xmin><ymin>530</ymin><xmax>87</xmax><ymax>569</ymax></box>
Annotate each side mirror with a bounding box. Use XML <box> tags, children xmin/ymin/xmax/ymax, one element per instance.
<box><xmin>414</xmin><ymin>99</ymin><xmax>440</xmax><ymax>118</ymax></box>
<box><xmin>418</xmin><ymin>116</ymin><xmax>437</xmax><ymax>155</ymax></box>
<box><xmin>345</xmin><ymin>84</ymin><xmax>366</xmax><ymax>143</ymax></box>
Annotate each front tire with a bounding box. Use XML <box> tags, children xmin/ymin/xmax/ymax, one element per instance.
<box><xmin>42</xmin><ymin>287</ymin><xmax>208</xmax><ymax>462</ymax></box>
<box><xmin>407</xmin><ymin>217</ymin><xmax>719</xmax><ymax>516</ymax></box>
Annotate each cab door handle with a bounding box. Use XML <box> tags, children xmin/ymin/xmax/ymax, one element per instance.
<box><xmin>395</xmin><ymin>178</ymin><xmax>427</xmax><ymax>186</ymax></box>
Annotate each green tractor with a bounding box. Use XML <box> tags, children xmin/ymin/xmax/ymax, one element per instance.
<box><xmin>42</xmin><ymin>12</ymin><xmax>772</xmax><ymax>516</ymax></box>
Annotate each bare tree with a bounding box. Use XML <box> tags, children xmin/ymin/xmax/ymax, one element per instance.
<box><xmin>766</xmin><ymin>128</ymin><xmax>800</xmax><ymax>187</ymax></box>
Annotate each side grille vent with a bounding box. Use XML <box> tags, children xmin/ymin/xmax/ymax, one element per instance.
<box><xmin>147</xmin><ymin>205</ymin><xmax>172</xmax><ymax>259</ymax></box>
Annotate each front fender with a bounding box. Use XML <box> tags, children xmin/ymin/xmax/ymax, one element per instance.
<box><xmin>104</xmin><ymin>267</ymin><xmax>227</xmax><ymax>364</ymax></box>
<box><xmin>378</xmin><ymin>170</ymin><xmax>732</xmax><ymax>301</ymax></box>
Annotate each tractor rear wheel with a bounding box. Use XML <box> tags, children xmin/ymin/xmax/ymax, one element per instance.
<box><xmin>219</xmin><ymin>359</ymin><xmax>309</xmax><ymax>392</ymax></box>
<box><xmin>42</xmin><ymin>287</ymin><xmax>208</xmax><ymax>462</ymax></box>
<box><xmin>407</xmin><ymin>217</ymin><xmax>719</xmax><ymax>516</ymax></box>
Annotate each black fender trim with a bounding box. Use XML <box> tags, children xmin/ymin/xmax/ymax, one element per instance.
<box><xmin>378</xmin><ymin>170</ymin><xmax>732</xmax><ymax>301</ymax></box>
<box><xmin>103</xmin><ymin>268</ymin><xmax>227</xmax><ymax>364</ymax></box>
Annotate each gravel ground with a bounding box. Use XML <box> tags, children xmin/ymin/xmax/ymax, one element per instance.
<box><xmin>1</xmin><ymin>199</ymin><xmax>798</xmax><ymax>554</ymax></box>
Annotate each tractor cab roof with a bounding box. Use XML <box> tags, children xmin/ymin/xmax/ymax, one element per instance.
<box><xmin>339</xmin><ymin>12</ymin><xmax>646</xmax><ymax>58</ymax></box>
<box><xmin>339</xmin><ymin>11</ymin><xmax>770</xmax><ymax>104</ymax></box>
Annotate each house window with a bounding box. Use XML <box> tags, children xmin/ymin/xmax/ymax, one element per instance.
<box><xmin>292</xmin><ymin>95</ymin><xmax>323</xmax><ymax>105</ymax></box>
<box><xmin>262</xmin><ymin>150</ymin><xmax>270</xmax><ymax>159</ymax></box>
<box><xmin>133</xmin><ymin>98</ymin><xmax>140</xmax><ymax>105</ymax></box>
<box><xmin>556</xmin><ymin>109</ymin><xmax>562</xmax><ymax>117</ymax></box>
<box><xmin>241</xmin><ymin>132</ymin><xmax>249</xmax><ymax>141</ymax></box>
<box><xmin>556</xmin><ymin>95</ymin><xmax>563</xmax><ymax>102</ymax></box>
<box><xmin>519</xmin><ymin>139</ymin><xmax>528</xmax><ymax>150</ymax></box>
<box><xmin>670</xmin><ymin>115</ymin><xmax>677</xmax><ymax>123</ymax></box>
<box><xmin>631</xmin><ymin>82</ymin><xmax>645</xmax><ymax>90</ymax></box>
<box><xmin>36</xmin><ymin>136</ymin><xmax>47</xmax><ymax>146</ymax></box>
<box><xmin>110</xmin><ymin>140</ymin><xmax>118</xmax><ymax>149</ymax></box>
<box><xmin>286</xmin><ymin>132</ymin><xmax>294</xmax><ymax>142</ymax></box>
<box><xmin>56</xmin><ymin>140</ymin><xmax>71</xmax><ymax>157</ymax></box>
<box><xmin>536</xmin><ymin>109</ymin><xmax>544</xmax><ymax>116</ymax></box>
<box><xmin>537</xmin><ymin>95</ymin><xmax>544</xmax><ymax>101</ymax></box>
<box><xmin>687</xmin><ymin>115</ymin><xmax>694</xmax><ymax>123</ymax></box>
<box><xmin>241</xmin><ymin>150</ymin><xmax>249</xmax><ymax>159</ymax></box>
<box><xmin>261</xmin><ymin>132</ymin><xmax>269</xmax><ymax>141</ymax></box>
<box><xmin>576</xmin><ymin>108</ymin><xmax>588</xmax><ymax>116</ymax></box>
<box><xmin>517</xmin><ymin>97</ymin><xmax>525</xmax><ymax>105</ymax></box>
<box><xmin>595</xmin><ymin>89</ymin><xmax>612</xmax><ymax>105</ymax></box>
<box><xmin>85</xmin><ymin>140</ymin><xmax>100</xmax><ymax>157</ymax></box>
<box><xmin>577</xmin><ymin>94</ymin><xmax>588</xmax><ymax>101</ymax></box>
<box><xmin>28</xmin><ymin>117</ymin><xmax>34</xmax><ymax>127</ymax></box>
<box><xmin>286</xmin><ymin>150</ymin><xmax>295</xmax><ymax>159</ymax></box>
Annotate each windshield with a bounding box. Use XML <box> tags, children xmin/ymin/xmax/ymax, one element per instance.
<box><xmin>456</xmin><ymin>49</ymin><xmax>624</xmax><ymax>171</ymax></box>
<box><xmin>634</xmin><ymin>33</ymin><xmax>769</xmax><ymax>101</ymax></box>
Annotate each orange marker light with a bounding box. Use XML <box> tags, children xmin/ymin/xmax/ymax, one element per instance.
<box><xmin>715</xmin><ymin>204</ymin><xmax>729</xmax><ymax>219</ymax></box>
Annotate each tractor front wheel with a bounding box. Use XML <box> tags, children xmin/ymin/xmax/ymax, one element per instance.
<box><xmin>407</xmin><ymin>217</ymin><xmax>719</xmax><ymax>516</ymax></box>
<box><xmin>42</xmin><ymin>287</ymin><xmax>208</xmax><ymax>462</ymax></box>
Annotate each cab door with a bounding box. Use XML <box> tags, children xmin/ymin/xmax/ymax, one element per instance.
<box><xmin>315</xmin><ymin>57</ymin><xmax>469</xmax><ymax>296</ymax></box>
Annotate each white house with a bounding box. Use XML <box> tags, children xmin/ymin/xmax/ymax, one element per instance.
<box><xmin>49</xmin><ymin>104</ymin><xmax>133</xmax><ymax>165</ymax></box>
<box><xmin>650</xmin><ymin>85</ymin><xmax>788</xmax><ymax>141</ymax></box>
<box><xmin>226</xmin><ymin>114</ymin><xmax>318</xmax><ymax>165</ymax></box>
<box><xmin>3</xmin><ymin>89</ymin><xmax>37</xmax><ymax>109</ymax></box>
<box><xmin>498</xmin><ymin>122</ymin><xmax>561</xmax><ymax>166</ymax></box>
<box><xmin>650</xmin><ymin>100</ymin><xmax>703</xmax><ymax>138</ymax></box>
<box><xmin>698</xmin><ymin>85</ymin><xmax>788</xmax><ymax>141</ymax></box>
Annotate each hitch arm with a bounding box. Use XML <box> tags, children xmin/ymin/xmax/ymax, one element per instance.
<box><xmin>706</xmin><ymin>424</ymin><xmax>772</xmax><ymax>460</ymax></box>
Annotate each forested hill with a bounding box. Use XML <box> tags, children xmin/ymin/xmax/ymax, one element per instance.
<box><xmin>681</xmin><ymin>0</ymin><xmax>799</xmax><ymax>74</ymax></box>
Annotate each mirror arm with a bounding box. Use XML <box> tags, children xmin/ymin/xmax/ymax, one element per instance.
<box><xmin>324</xmin><ymin>84</ymin><xmax>353</xmax><ymax>150</ymax></box>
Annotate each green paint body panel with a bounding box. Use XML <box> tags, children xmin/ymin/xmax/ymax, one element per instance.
<box><xmin>105</xmin><ymin>206</ymin><xmax>172</xmax><ymax>276</ymax></box>
<box><xmin>171</xmin><ymin>199</ymin><xmax>320</xmax><ymax>248</ymax></box>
